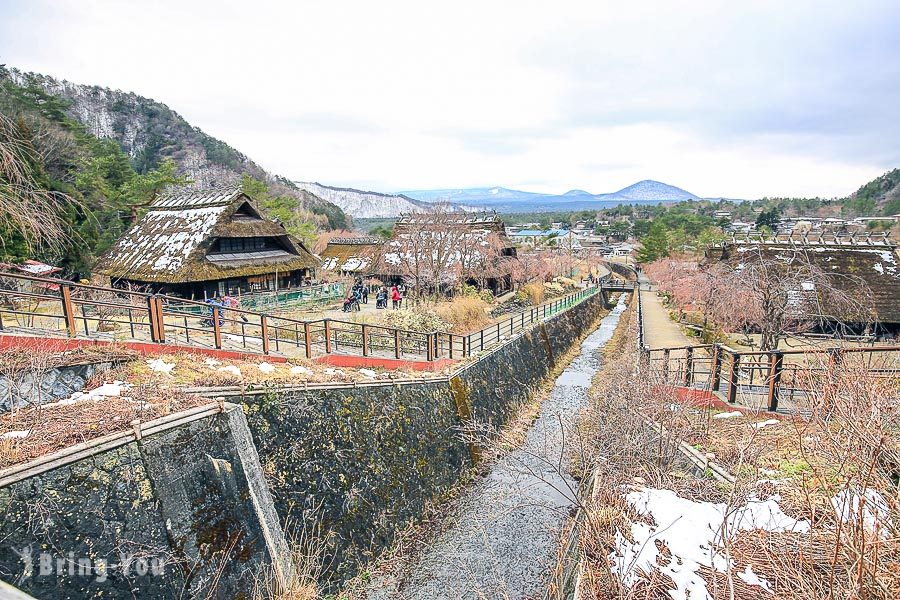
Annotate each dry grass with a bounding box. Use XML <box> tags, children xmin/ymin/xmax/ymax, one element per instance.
<box><xmin>520</xmin><ymin>282</ymin><xmax>545</xmax><ymax>305</ymax></box>
<box><xmin>434</xmin><ymin>295</ymin><xmax>492</xmax><ymax>333</ymax></box>
<box><xmin>0</xmin><ymin>375</ymin><xmax>208</xmax><ymax>469</ymax></box>
<box><xmin>253</xmin><ymin>522</ymin><xmax>323</xmax><ymax>600</ymax></box>
<box><xmin>118</xmin><ymin>352</ymin><xmax>442</xmax><ymax>388</ymax></box>
<box><xmin>568</xmin><ymin>297</ymin><xmax>900</xmax><ymax>599</ymax></box>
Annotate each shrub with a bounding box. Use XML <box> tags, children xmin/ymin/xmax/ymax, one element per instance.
<box><xmin>380</xmin><ymin>308</ymin><xmax>450</xmax><ymax>333</ymax></box>
<box><xmin>521</xmin><ymin>282</ymin><xmax>545</xmax><ymax>304</ymax></box>
<box><xmin>435</xmin><ymin>296</ymin><xmax>492</xmax><ymax>333</ymax></box>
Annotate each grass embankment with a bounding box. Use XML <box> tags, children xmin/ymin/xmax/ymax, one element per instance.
<box><xmin>566</xmin><ymin>299</ymin><xmax>900</xmax><ymax>599</ymax></box>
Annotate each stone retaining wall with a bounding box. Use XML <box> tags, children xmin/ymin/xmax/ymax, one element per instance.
<box><xmin>0</xmin><ymin>405</ymin><xmax>287</xmax><ymax>599</ymax></box>
<box><xmin>0</xmin><ymin>362</ymin><xmax>117</xmax><ymax>413</ymax></box>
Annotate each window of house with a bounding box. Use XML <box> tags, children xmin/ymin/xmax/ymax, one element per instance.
<box><xmin>215</xmin><ymin>237</ymin><xmax>272</xmax><ymax>253</ymax></box>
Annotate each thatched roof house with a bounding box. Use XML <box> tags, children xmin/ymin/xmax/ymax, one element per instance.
<box><xmin>319</xmin><ymin>237</ymin><xmax>384</xmax><ymax>276</ymax></box>
<box><xmin>95</xmin><ymin>187</ymin><xmax>319</xmax><ymax>298</ymax></box>
<box><xmin>708</xmin><ymin>234</ymin><xmax>900</xmax><ymax>328</ymax></box>
<box><xmin>385</xmin><ymin>211</ymin><xmax>517</xmax><ymax>293</ymax></box>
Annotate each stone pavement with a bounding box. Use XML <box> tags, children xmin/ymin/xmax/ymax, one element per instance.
<box><xmin>637</xmin><ymin>274</ymin><xmax>694</xmax><ymax>349</ymax></box>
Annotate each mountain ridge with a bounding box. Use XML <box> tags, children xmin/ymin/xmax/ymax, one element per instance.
<box><xmin>397</xmin><ymin>179</ymin><xmax>700</xmax><ymax>213</ymax></box>
<box><xmin>1</xmin><ymin>66</ymin><xmax>348</xmax><ymax>229</ymax></box>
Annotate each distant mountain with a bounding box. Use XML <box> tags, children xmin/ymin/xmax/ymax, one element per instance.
<box><xmin>605</xmin><ymin>180</ymin><xmax>698</xmax><ymax>202</ymax></box>
<box><xmin>397</xmin><ymin>186</ymin><xmax>547</xmax><ymax>205</ymax></box>
<box><xmin>399</xmin><ymin>179</ymin><xmax>700</xmax><ymax>213</ymax></box>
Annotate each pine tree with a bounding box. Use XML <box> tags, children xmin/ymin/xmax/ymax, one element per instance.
<box><xmin>636</xmin><ymin>222</ymin><xmax>670</xmax><ymax>263</ymax></box>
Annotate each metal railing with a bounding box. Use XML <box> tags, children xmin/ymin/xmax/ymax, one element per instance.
<box><xmin>0</xmin><ymin>272</ymin><xmax>610</xmax><ymax>362</ymax></box>
<box><xmin>646</xmin><ymin>343</ymin><xmax>900</xmax><ymax>412</ymax></box>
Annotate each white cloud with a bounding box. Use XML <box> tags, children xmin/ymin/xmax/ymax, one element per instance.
<box><xmin>1</xmin><ymin>0</ymin><xmax>897</xmax><ymax>198</ymax></box>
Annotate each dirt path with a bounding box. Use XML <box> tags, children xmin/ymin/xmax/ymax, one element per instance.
<box><xmin>361</xmin><ymin>296</ymin><xmax>628</xmax><ymax>599</ymax></box>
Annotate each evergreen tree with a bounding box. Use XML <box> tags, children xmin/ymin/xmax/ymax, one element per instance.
<box><xmin>636</xmin><ymin>222</ymin><xmax>670</xmax><ymax>263</ymax></box>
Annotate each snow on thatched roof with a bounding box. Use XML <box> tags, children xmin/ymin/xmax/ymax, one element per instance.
<box><xmin>713</xmin><ymin>237</ymin><xmax>900</xmax><ymax>324</ymax></box>
<box><xmin>94</xmin><ymin>186</ymin><xmax>318</xmax><ymax>283</ymax></box>
<box><xmin>319</xmin><ymin>237</ymin><xmax>383</xmax><ymax>273</ymax></box>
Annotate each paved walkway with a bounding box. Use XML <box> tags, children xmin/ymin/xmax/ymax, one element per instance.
<box><xmin>638</xmin><ymin>275</ymin><xmax>694</xmax><ymax>349</ymax></box>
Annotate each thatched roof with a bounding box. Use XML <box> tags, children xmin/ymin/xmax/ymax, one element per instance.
<box><xmin>394</xmin><ymin>211</ymin><xmax>507</xmax><ymax>234</ymax></box>
<box><xmin>710</xmin><ymin>239</ymin><xmax>900</xmax><ymax>324</ymax></box>
<box><xmin>319</xmin><ymin>237</ymin><xmax>383</xmax><ymax>273</ymax></box>
<box><xmin>94</xmin><ymin>187</ymin><xmax>319</xmax><ymax>283</ymax></box>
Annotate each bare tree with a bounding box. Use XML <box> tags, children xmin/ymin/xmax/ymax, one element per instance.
<box><xmin>705</xmin><ymin>246</ymin><xmax>873</xmax><ymax>350</ymax></box>
<box><xmin>387</xmin><ymin>208</ymin><xmax>514</xmax><ymax>294</ymax></box>
<box><xmin>649</xmin><ymin>247</ymin><xmax>874</xmax><ymax>351</ymax></box>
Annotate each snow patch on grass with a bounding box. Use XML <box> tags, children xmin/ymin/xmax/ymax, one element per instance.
<box><xmin>612</xmin><ymin>486</ymin><xmax>809</xmax><ymax>600</ymax></box>
<box><xmin>147</xmin><ymin>358</ymin><xmax>175</xmax><ymax>374</ymax></box>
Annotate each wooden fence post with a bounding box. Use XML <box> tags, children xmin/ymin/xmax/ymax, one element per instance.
<box><xmin>212</xmin><ymin>307</ymin><xmax>222</xmax><ymax>349</ymax></box>
<box><xmin>304</xmin><ymin>321</ymin><xmax>312</xmax><ymax>359</ymax></box>
<box><xmin>684</xmin><ymin>346</ymin><xmax>694</xmax><ymax>386</ymax></box>
<box><xmin>324</xmin><ymin>319</ymin><xmax>332</xmax><ymax>353</ymax></box>
<box><xmin>449</xmin><ymin>334</ymin><xmax>454</xmax><ymax>359</ymax></box>
<box><xmin>60</xmin><ymin>284</ymin><xmax>77</xmax><ymax>337</ymax></box>
<box><xmin>146</xmin><ymin>296</ymin><xmax>159</xmax><ymax>342</ymax></box>
<box><xmin>426</xmin><ymin>332</ymin><xmax>434</xmax><ymax>361</ymax></box>
<box><xmin>727</xmin><ymin>352</ymin><xmax>740</xmax><ymax>404</ymax></box>
<box><xmin>662</xmin><ymin>348</ymin><xmax>670</xmax><ymax>382</ymax></box>
<box><xmin>710</xmin><ymin>344</ymin><xmax>722</xmax><ymax>391</ymax></box>
<box><xmin>361</xmin><ymin>324</ymin><xmax>369</xmax><ymax>357</ymax></box>
<box><xmin>394</xmin><ymin>329</ymin><xmax>401</xmax><ymax>359</ymax></box>
<box><xmin>767</xmin><ymin>351</ymin><xmax>784</xmax><ymax>412</ymax></box>
<box><xmin>155</xmin><ymin>297</ymin><xmax>167</xmax><ymax>343</ymax></box>
<box><xmin>260</xmin><ymin>315</ymin><xmax>269</xmax><ymax>355</ymax></box>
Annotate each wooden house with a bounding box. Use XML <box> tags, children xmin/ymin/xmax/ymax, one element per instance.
<box><xmin>94</xmin><ymin>187</ymin><xmax>319</xmax><ymax>299</ymax></box>
<box><xmin>708</xmin><ymin>233</ymin><xmax>900</xmax><ymax>332</ymax></box>
<box><xmin>386</xmin><ymin>211</ymin><xmax>517</xmax><ymax>294</ymax></box>
<box><xmin>318</xmin><ymin>236</ymin><xmax>384</xmax><ymax>278</ymax></box>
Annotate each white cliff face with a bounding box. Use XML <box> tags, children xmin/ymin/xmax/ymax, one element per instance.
<box><xmin>294</xmin><ymin>182</ymin><xmax>433</xmax><ymax>218</ymax></box>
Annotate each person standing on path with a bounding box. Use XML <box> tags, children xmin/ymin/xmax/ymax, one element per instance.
<box><xmin>391</xmin><ymin>285</ymin><xmax>401</xmax><ymax>309</ymax></box>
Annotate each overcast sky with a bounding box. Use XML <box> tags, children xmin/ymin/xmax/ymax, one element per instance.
<box><xmin>1</xmin><ymin>0</ymin><xmax>898</xmax><ymax>198</ymax></box>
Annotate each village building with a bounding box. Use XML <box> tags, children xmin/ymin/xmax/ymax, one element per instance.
<box><xmin>386</xmin><ymin>211</ymin><xmax>517</xmax><ymax>294</ymax></box>
<box><xmin>318</xmin><ymin>236</ymin><xmax>384</xmax><ymax>278</ymax></box>
<box><xmin>94</xmin><ymin>187</ymin><xmax>319</xmax><ymax>299</ymax></box>
<box><xmin>707</xmin><ymin>233</ymin><xmax>900</xmax><ymax>334</ymax></box>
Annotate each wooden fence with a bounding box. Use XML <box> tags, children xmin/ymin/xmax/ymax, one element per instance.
<box><xmin>0</xmin><ymin>272</ymin><xmax>612</xmax><ymax>362</ymax></box>
<box><xmin>645</xmin><ymin>343</ymin><xmax>900</xmax><ymax>412</ymax></box>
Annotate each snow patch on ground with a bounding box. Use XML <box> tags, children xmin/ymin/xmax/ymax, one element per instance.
<box><xmin>290</xmin><ymin>365</ymin><xmax>312</xmax><ymax>375</ymax></box>
<box><xmin>217</xmin><ymin>365</ymin><xmax>241</xmax><ymax>377</ymax></box>
<box><xmin>147</xmin><ymin>358</ymin><xmax>175</xmax><ymax>374</ymax></box>
<box><xmin>713</xmin><ymin>411</ymin><xmax>743</xmax><ymax>419</ymax></box>
<box><xmin>737</xmin><ymin>564</ymin><xmax>772</xmax><ymax>592</ymax></box>
<box><xmin>204</xmin><ymin>358</ymin><xmax>221</xmax><ymax>367</ymax></box>
<box><xmin>41</xmin><ymin>381</ymin><xmax>131</xmax><ymax>409</ymax></box>
<box><xmin>832</xmin><ymin>487</ymin><xmax>893</xmax><ymax>539</ymax></box>
<box><xmin>359</xmin><ymin>368</ymin><xmax>377</xmax><ymax>378</ymax></box>
<box><xmin>258</xmin><ymin>362</ymin><xmax>276</xmax><ymax>374</ymax></box>
<box><xmin>752</xmin><ymin>419</ymin><xmax>780</xmax><ymax>429</ymax></box>
<box><xmin>2</xmin><ymin>430</ymin><xmax>30</xmax><ymax>439</ymax></box>
<box><xmin>612</xmin><ymin>486</ymin><xmax>809</xmax><ymax>600</ymax></box>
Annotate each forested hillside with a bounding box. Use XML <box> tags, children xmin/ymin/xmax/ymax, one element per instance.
<box><xmin>0</xmin><ymin>66</ymin><xmax>347</xmax><ymax>275</ymax></box>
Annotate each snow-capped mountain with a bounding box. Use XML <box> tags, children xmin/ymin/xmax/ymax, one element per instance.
<box><xmin>604</xmin><ymin>180</ymin><xmax>698</xmax><ymax>202</ymax></box>
<box><xmin>400</xmin><ymin>180</ymin><xmax>700</xmax><ymax>213</ymax></box>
